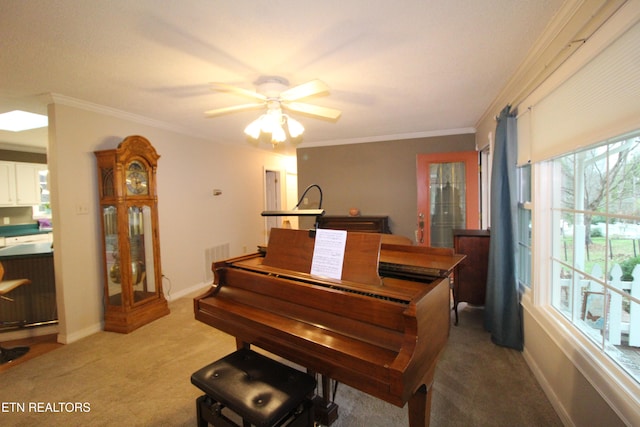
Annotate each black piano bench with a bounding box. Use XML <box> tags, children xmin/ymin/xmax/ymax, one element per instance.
<box><xmin>191</xmin><ymin>348</ymin><xmax>316</xmax><ymax>427</ymax></box>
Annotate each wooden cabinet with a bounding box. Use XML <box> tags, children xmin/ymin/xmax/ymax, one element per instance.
<box><xmin>0</xmin><ymin>161</ymin><xmax>46</xmax><ymax>206</ymax></box>
<box><xmin>317</xmin><ymin>216</ymin><xmax>391</xmax><ymax>233</ymax></box>
<box><xmin>452</xmin><ymin>229</ymin><xmax>490</xmax><ymax>324</ymax></box>
<box><xmin>94</xmin><ymin>135</ymin><xmax>169</xmax><ymax>333</ymax></box>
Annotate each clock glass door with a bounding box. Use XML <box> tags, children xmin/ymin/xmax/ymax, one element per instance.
<box><xmin>102</xmin><ymin>205</ymin><xmax>123</xmax><ymax>306</ymax></box>
<box><xmin>128</xmin><ymin>205</ymin><xmax>157</xmax><ymax>303</ymax></box>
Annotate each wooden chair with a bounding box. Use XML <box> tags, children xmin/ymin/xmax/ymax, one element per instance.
<box><xmin>581</xmin><ymin>290</ymin><xmax>606</xmax><ymax>330</ymax></box>
<box><xmin>0</xmin><ymin>262</ymin><xmax>31</xmax><ymax>364</ymax></box>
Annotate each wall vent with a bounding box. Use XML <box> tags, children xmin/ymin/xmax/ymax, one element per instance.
<box><xmin>204</xmin><ymin>243</ymin><xmax>230</xmax><ymax>282</ymax></box>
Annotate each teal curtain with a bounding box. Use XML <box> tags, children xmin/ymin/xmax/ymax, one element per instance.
<box><xmin>484</xmin><ymin>105</ymin><xmax>523</xmax><ymax>350</ymax></box>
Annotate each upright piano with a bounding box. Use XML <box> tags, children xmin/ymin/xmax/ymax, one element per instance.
<box><xmin>194</xmin><ymin>228</ymin><xmax>464</xmax><ymax>427</ymax></box>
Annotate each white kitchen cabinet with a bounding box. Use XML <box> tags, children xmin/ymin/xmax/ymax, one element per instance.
<box><xmin>15</xmin><ymin>163</ymin><xmax>42</xmax><ymax>205</ymax></box>
<box><xmin>0</xmin><ymin>161</ymin><xmax>17</xmax><ymax>205</ymax></box>
<box><xmin>0</xmin><ymin>161</ymin><xmax>47</xmax><ymax>206</ymax></box>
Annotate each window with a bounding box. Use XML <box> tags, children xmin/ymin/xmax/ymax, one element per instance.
<box><xmin>33</xmin><ymin>168</ymin><xmax>50</xmax><ymax>218</ymax></box>
<box><xmin>517</xmin><ymin>164</ymin><xmax>532</xmax><ymax>289</ymax></box>
<box><xmin>550</xmin><ymin>130</ymin><xmax>640</xmax><ymax>384</ymax></box>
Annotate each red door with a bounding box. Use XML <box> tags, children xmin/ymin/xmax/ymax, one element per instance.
<box><xmin>416</xmin><ymin>151</ymin><xmax>479</xmax><ymax>247</ymax></box>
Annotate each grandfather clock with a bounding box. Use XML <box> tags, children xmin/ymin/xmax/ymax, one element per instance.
<box><xmin>94</xmin><ymin>135</ymin><xmax>169</xmax><ymax>333</ymax></box>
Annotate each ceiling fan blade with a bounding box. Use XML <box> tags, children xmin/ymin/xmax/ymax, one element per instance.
<box><xmin>204</xmin><ymin>103</ymin><xmax>265</xmax><ymax>117</ymax></box>
<box><xmin>280</xmin><ymin>80</ymin><xmax>330</xmax><ymax>102</ymax></box>
<box><xmin>284</xmin><ymin>102</ymin><xmax>342</xmax><ymax>120</ymax></box>
<box><xmin>210</xmin><ymin>82</ymin><xmax>267</xmax><ymax>101</ymax></box>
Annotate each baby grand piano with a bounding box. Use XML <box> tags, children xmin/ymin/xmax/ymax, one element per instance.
<box><xmin>194</xmin><ymin>228</ymin><xmax>464</xmax><ymax>427</ymax></box>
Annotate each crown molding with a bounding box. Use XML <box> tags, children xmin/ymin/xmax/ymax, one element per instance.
<box><xmin>46</xmin><ymin>93</ymin><xmax>205</xmax><ymax>140</ymax></box>
<box><xmin>299</xmin><ymin>127</ymin><xmax>476</xmax><ymax>148</ymax></box>
<box><xmin>476</xmin><ymin>0</ymin><xmax>627</xmax><ymax>126</ymax></box>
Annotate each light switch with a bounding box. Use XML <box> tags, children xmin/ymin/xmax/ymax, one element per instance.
<box><xmin>76</xmin><ymin>204</ymin><xmax>89</xmax><ymax>215</ymax></box>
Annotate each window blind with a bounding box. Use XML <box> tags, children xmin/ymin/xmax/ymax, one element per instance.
<box><xmin>528</xmin><ymin>20</ymin><xmax>640</xmax><ymax>162</ymax></box>
<box><xmin>516</xmin><ymin>107</ymin><xmax>531</xmax><ymax>165</ymax></box>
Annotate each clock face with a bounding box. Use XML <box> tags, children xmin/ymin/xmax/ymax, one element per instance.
<box><xmin>126</xmin><ymin>161</ymin><xmax>149</xmax><ymax>195</ymax></box>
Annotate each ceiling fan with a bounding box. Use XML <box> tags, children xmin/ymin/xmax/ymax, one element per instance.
<box><xmin>204</xmin><ymin>76</ymin><xmax>342</xmax><ymax>121</ymax></box>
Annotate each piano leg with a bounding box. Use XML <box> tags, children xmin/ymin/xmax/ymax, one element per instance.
<box><xmin>408</xmin><ymin>383</ymin><xmax>432</xmax><ymax>427</ymax></box>
<box><xmin>235</xmin><ymin>338</ymin><xmax>249</xmax><ymax>350</ymax></box>
<box><xmin>308</xmin><ymin>371</ymin><xmax>339</xmax><ymax>426</ymax></box>
<box><xmin>451</xmin><ymin>286</ymin><xmax>460</xmax><ymax>326</ymax></box>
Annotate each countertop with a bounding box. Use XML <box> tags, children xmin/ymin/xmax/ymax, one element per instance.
<box><xmin>0</xmin><ymin>242</ymin><xmax>54</xmax><ymax>259</ymax></box>
<box><xmin>0</xmin><ymin>223</ymin><xmax>52</xmax><ymax>238</ymax></box>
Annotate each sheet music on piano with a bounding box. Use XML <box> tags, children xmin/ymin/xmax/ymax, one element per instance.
<box><xmin>310</xmin><ymin>228</ymin><xmax>347</xmax><ymax>280</ymax></box>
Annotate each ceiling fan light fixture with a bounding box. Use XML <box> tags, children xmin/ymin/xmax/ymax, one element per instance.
<box><xmin>262</xmin><ymin>109</ymin><xmax>281</xmax><ymax>134</ymax></box>
<box><xmin>245</xmin><ymin>107</ymin><xmax>303</xmax><ymax>147</ymax></box>
<box><xmin>244</xmin><ymin>118</ymin><xmax>262</xmax><ymax>139</ymax></box>
<box><xmin>272</xmin><ymin>127</ymin><xmax>287</xmax><ymax>145</ymax></box>
<box><xmin>286</xmin><ymin>116</ymin><xmax>304</xmax><ymax>138</ymax></box>
<box><xmin>207</xmin><ymin>76</ymin><xmax>340</xmax><ymax>148</ymax></box>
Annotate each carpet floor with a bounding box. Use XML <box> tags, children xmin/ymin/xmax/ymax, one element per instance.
<box><xmin>0</xmin><ymin>292</ymin><xmax>561</xmax><ymax>426</ymax></box>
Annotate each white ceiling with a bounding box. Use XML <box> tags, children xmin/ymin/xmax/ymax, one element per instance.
<box><xmin>0</xmin><ymin>0</ymin><xmax>564</xmax><ymax>153</ymax></box>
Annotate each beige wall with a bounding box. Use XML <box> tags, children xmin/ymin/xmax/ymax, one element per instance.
<box><xmin>296</xmin><ymin>133</ymin><xmax>476</xmax><ymax>238</ymax></box>
<box><xmin>523</xmin><ymin>300</ymin><xmax>627</xmax><ymax>427</ymax></box>
<box><xmin>47</xmin><ymin>102</ymin><xmax>293</xmax><ymax>343</ymax></box>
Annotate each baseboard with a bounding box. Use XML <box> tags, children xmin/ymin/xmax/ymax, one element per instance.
<box><xmin>57</xmin><ymin>322</ymin><xmax>102</xmax><ymax>344</ymax></box>
<box><xmin>2</xmin><ymin>283</ymin><xmax>210</xmax><ymax>345</ymax></box>
<box><xmin>0</xmin><ymin>324</ymin><xmax>59</xmax><ymax>342</ymax></box>
<box><xmin>165</xmin><ymin>282</ymin><xmax>210</xmax><ymax>302</ymax></box>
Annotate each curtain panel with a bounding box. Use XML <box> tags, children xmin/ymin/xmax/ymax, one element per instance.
<box><xmin>484</xmin><ymin>105</ymin><xmax>523</xmax><ymax>351</ymax></box>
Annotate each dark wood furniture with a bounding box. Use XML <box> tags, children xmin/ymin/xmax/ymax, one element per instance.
<box><xmin>194</xmin><ymin>228</ymin><xmax>464</xmax><ymax>427</ymax></box>
<box><xmin>452</xmin><ymin>229</ymin><xmax>491</xmax><ymax>325</ymax></box>
<box><xmin>317</xmin><ymin>215</ymin><xmax>391</xmax><ymax>233</ymax></box>
<box><xmin>94</xmin><ymin>135</ymin><xmax>169</xmax><ymax>333</ymax></box>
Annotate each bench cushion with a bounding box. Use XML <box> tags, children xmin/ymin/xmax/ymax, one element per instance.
<box><xmin>191</xmin><ymin>348</ymin><xmax>316</xmax><ymax>427</ymax></box>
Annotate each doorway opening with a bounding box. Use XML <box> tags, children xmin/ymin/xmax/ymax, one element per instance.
<box><xmin>264</xmin><ymin>170</ymin><xmax>281</xmax><ymax>240</ymax></box>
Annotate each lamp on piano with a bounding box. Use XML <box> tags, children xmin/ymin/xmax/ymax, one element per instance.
<box><xmin>261</xmin><ymin>184</ymin><xmax>325</xmax><ymax>227</ymax></box>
